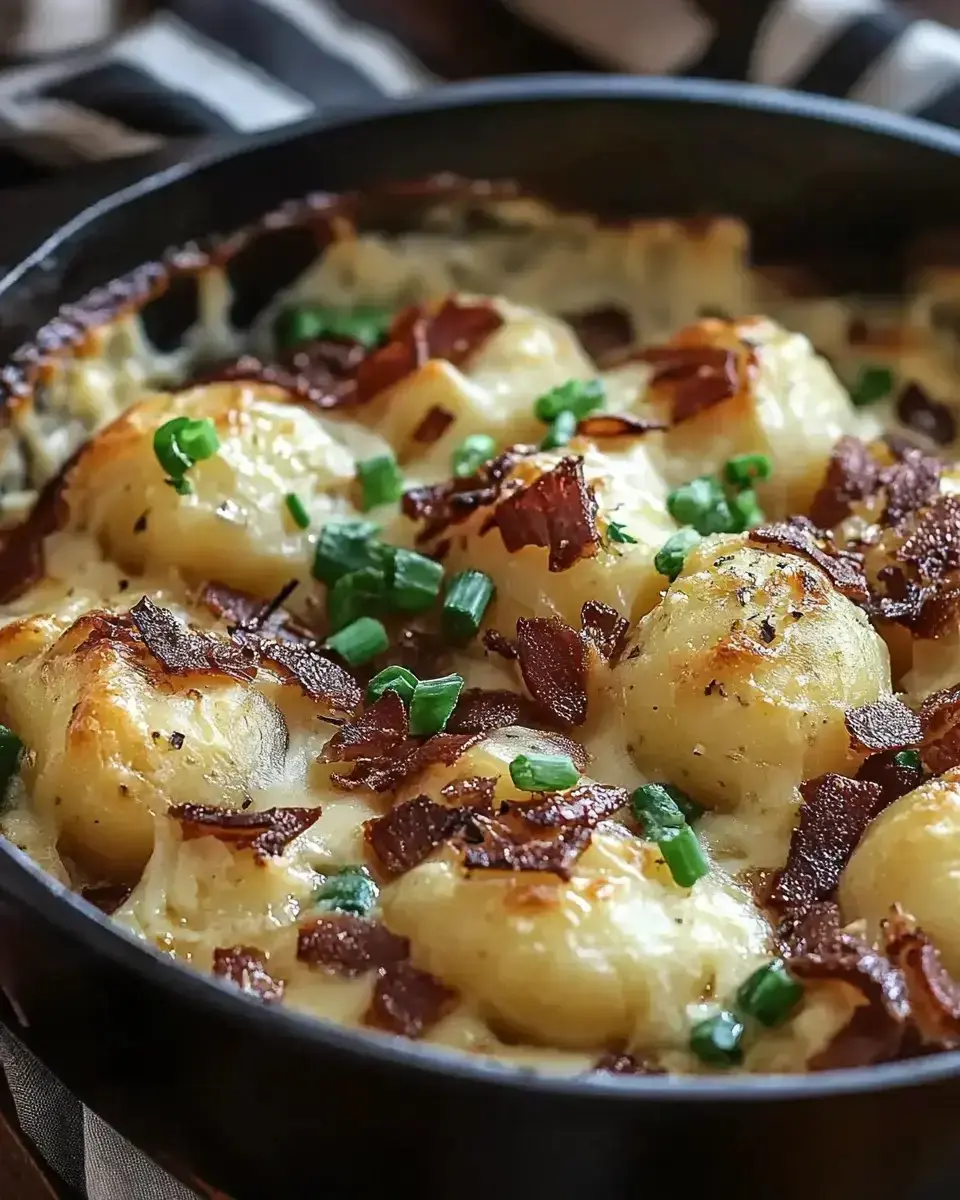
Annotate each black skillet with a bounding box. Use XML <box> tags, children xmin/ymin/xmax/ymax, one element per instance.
<box><xmin>1</xmin><ymin>76</ymin><xmax>960</xmax><ymax>1200</ymax></box>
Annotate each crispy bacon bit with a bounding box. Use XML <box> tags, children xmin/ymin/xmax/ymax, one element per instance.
<box><xmin>459</xmin><ymin>816</ymin><xmax>592</xmax><ymax>880</ymax></box>
<box><xmin>492</xmin><ymin>456</ymin><xmax>600</xmax><ymax>572</ymax></box>
<box><xmin>897</xmin><ymin>383</ymin><xmax>957</xmax><ymax>447</ymax></box>
<box><xmin>365</xmin><ymin>960</ymin><xmax>458</xmax><ymax>1038</ymax></box>
<box><xmin>80</xmin><ymin>883</ymin><xmax>133</xmax><ymax>914</ymax></box>
<box><xmin>297</xmin><ymin>914</ymin><xmax>409</xmax><ymax>976</ymax></box>
<box><xmin>440</xmin><ymin>776</ymin><xmax>497</xmax><ymax>807</ymax></box>
<box><xmin>640</xmin><ymin>344</ymin><xmax>741</xmax><ymax>423</ymax></box>
<box><xmin>809</xmin><ymin>436</ymin><xmax>880</xmax><ymax>529</ymax></box>
<box><xmin>171</xmin><ymin>803</ymin><xmax>320</xmax><ymax>861</ymax></box>
<box><xmin>580</xmin><ymin>600</ymin><xmax>629</xmax><ymax>663</ymax></box>
<box><xmin>445</xmin><ymin>688</ymin><xmax>551</xmax><ymax>735</ymax></box>
<box><xmin>897</xmin><ymin>494</ymin><xmax>960</xmax><ymax>582</ymax></box>
<box><xmin>593</xmin><ymin>1050</ymin><xmax>665</xmax><ymax>1076</ymax></box>
<box><xmin>575</xmin><ymin>414</ymin><xmax>668</xmax><ymax>439</ymax></box>
<box><xmin>855</xmin><ymin>748</ymin><xmax>925</xmax><ymax>803</ymax></box>
<box><xmin>748</xmin><ymin>518</ymin><xmax>869</xmax><ymax>604</ymax></box>
<box><xmin>411</xmin><ymin>404</ymin><xmax>455</xmax><ymax>445</ymax></box>
<box><xmin>517</xmin><ymin>783</ymin><xmax>628</xmax><ymax>829</ymax></box>
<box><xmin>564</xmin><ymin>305</ymin><xmax>634</xmax><ymax>362</ymax></box>
<box><xmin>883</xmin><ymin>909</ymin><xmax>960</xmax><ymax>1046</ymax></box>
<box><xmin>323</xmin><ymin>691</ymin><xmax>408</xmax><ymax>762</ymax></box>
<box><xmin>365</xmin><ymin>795</ymin><xmax>470</xmax><ymax>876</ymax></box>
<box><xmin>206</xmin><ymin>339</ymin><xmax>367</xmax><ymax>409</ymax></box>
<box><xmin>919</xmin><ymin>685</ymin><xmax>960</xmax><ymax>774</ymax></box>
<box><xmin>130</xmin><ymin>596</ymin><xmax>258</xmax><ymax>681</ymax></box>
<box><xmin>776</xmin><ymin>900</ymin><xmax>844</xmax><ymax>958</ymax></box>
<box><xmin>845</xmin><ymin>697</ymin><xmax>922</xmax><ymax>753</ymax></box>
<box><xmin>881</xmin><ymin>448</ymin><xmax>942</xmax><ymax>527</ymax></box>
<box><xmin>482</xmin><ymin>628</ymin><xmax>517</xmax><ymax>660</ymax></box>
<box><xmin>769</xmin><ymin>774</ymin><xmax>887</xmax><ymax>910</ymax></box>
<box><xmin>403</xmin><ymin>449</ymin><xmax>525</xmax><ymax>544</ymax></box>
<box><xmin>516</xmin><ymin>617</ymin><xmax>589</xmax><ymax>727</ymax></box>
<box><xmin>200</xmin><ymin>580</ymin><xmax>312</xmax><ymax>642</ymax></box>
<box><xmin>212</xmin><ymin>946</ymin><xmax>285</xmax><ymax>1003</ymax></box>
<box><xmin>332</xmin><ymin>731</ymin><xmax>484</xmax><ymax>792</ymax></box>
<box><xmin>254</xmin><ymin>638</ymin><xmax>361</xmax><ymax>715</ymax></box>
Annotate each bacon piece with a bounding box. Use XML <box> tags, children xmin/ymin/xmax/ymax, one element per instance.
<box><xmin>809</xmin><ymin>436</ymin><xmax>880</xmax><ymax>529</ymax></box>
<box><xmin>365</xmin><ymin>795</ymin><xmax>470</xmax><ymax>876</ymax></box>
<box><xmin>440</xmin><ymin>776</ymin><xmax>497</xmax><ymax>807</ymax></box>
<box><xmin>897</xmin><ymin>494</ymin><xmax>960</xmax><ymax>582</ymax></box>
<box><xmin>322</xmin><ymin>690</ymin><xmax>408</xmax><ymax>762</ymax></box>
<box><xmin>883</xmin><ymin>909</ymin><xmax>960</xmax><ymax>1046</ymax></box>
<box><xmin>170</xmin><ymin>803</ymin><xmax>320</xmax><ymax>862</ymax></box>
<box><xmin>769</xmin><ymin>774</ymin><xmax>887</xmax><ymax>910</ymax></box>
<box><xmin>880</xmin><ymin>448</ymin><xmax>941</xmax><ymax>527</ymax></box>
<box><xmin>593</xmin><ymin>1051</ymin><xmax>665</xmax><ymax>1076</ymax></box>
<box><xmin>575</xmin><ymin>414</ymin><xmax>667</xmax><ymax>439</ymax></box>
<box><xmin>200</xmin><ymin>580</ymin><xmax>312</xmax><ymax>643</ymax></box>
<box><xmin>207</xmin><ymin>338</ymin><xmax>367</xmax><ymax>409</ymax></box>
<box><xmin>580</xmin><ymin>600</ymin><xmax>629</xmax><ymax>663</ymax></box>
<box><xmin>212</xmin><ymin>946</ymin><xmax>285</xmax><ymax>1003</ymax></box>
<box><xmin>844</xmin><ymin>697</ymin><xmax>922</xmax><ymax>753</ymax></box>
<box><xmin>492</xmin><ymin>456</ymin><xmax>600</xmax><ymax>572</ymax></box>
<box><xmin>639</xmin><ymin>344</ymin><xmax>741</xmax><ymax>422</ymax></box>
<box><xmin>516</xmin><ymin>617</ymin><xmax>589</xmax><ymax>727</ymax></box>
<box><xmin>482</xmin><ymin>628</ymin><xmax>517</xmax><ymax>660</ymax></box>
<box><xmin>458</xmin><ymin>817</ymin><xmax>592</xmax><ymax>880</ymax></box>
<box><xmin>564</xmin><ymin>305</ymin><xmax>634</xmax><ymax>362</ymax></box>
<box><xmin>296</xmin><ymin>915</ymin><xmax>409</xmax><ymax>976</ymax></box>
<box><xmin>516</xmin><ymin>783</ymin><xmax>628</xmax><ymax>829</ymax></box>
<box><xmin>855</xmin><ymin>748</ymin><xmax>925</xmax><ymax>803</ymax></box>
<box><xmin>129</xmin><ymin>596</ymin><xmax>259</xmax><ymax>681</ymax></box>
<box><xmin>919</xmin><ymin>685</ymin><xmax>960</xmax><ymax>774</ymax></box>
<box><xmin>411</xmin><ymin>404</ymin><xmax>455</xmax><ymax>445</ymax></box>
<box><xmin>896</xmin><ymin>383</ymin><xmax>957</xmax><ymax>447</ymax></box>
<box><xmin>403</xmin><ymin>449</ymin><xmax>525</xmax><ymax>544</ymax></box>
<box><xmin>254</xmin><ymin>638</ymin><xmax>361</xmax><ymax>714</ymax></box>
<box><xmin>332</xmin><ymin>731</ymin><xmax>484</xmax><ymax>792</ymax></box>
<box><xmin>445</xmin><ymin>688</ymin><xmax>552</xmax><ymax>735</ymax></box>
<box><xmin>365</xmin><ymin>961</ymin><xmax>458</xmax><ymax>1038</ymax></box>
<box><xmin>748</xmin><ymin>518</ymin><xmax>869</xmax><ymax>604</ymax></box>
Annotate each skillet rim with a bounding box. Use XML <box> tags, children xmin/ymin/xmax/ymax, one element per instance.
<box><xmin>2</xmin><ymin>71</ymin><xmax>960</xmax><ymax>1102</ymax></box>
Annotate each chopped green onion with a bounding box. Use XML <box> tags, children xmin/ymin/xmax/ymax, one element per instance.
<box><xmin>408</xmin><ymin>673</ymin><xmax>464</xmax><ymax>736</ymax></box>
<box><xmin>894</xmin><ymin>749</ymin><xmax>922</xmax><ymax>770</ymax></box>
<box><xmin>540</xmin><ymin>409</ymin><xmax>578</xmax><ymax>451</ymax></box>
<box><xmin>284</xmin><ymin>493</ymin><xmax>310</xmax><ymax>530</ymax></box>
<box><xmin>631</xmin><ymin>782</ymin><xmax>687</xmax><ymax>840</ymax></box>
<box><xmin>0</xmin><ymin>725</ymin><xmax>23</xmax><ymax>794</ymax></box>
<box><xmin>169</xmin><ymin>477</ymin><xmax>193</xmax><ymax>496</ymax></box>
<box><xmin>850</xmin><ymin>364</ymin><xmax>895</xmax><ymax>408</ymax></box>
<box><xmin>275</xmin><ymin>304</ymin><xmax>391</xmax><ymax>350</ymax></box>
<box><xmin>534</xmin><ymin>378</ymin><xmax>605</xmax><ymax>423</ymax></box>
<box><xmin>443</xmin><ymin>570</ymin><xmax>495</xmax><ymax>641</ymax></box>
<box><xmin>724</xmin><ymin>453</ymin><xmax>772</xmax><ymax>489</ymax></box>
<box><xmin>367</xmin><ymin>665</ymin><xmax>418</xmax><ymax>707</ymax></box>
<box><xmin>154</xmin><ymin>417</ymin><xmax>193</xmax><ymax>478</ymax></box>
<box><xmin>736</xmin><ymin>960</ymin><xmax>803</xmax><ymax>1028</ymax></box>
<box><xmin>327</xmin><ymin>566</ymin><xmax>390</xmax><ymax>632</ymax></box>
<box><xmin>357</xmin><ymin>454</ymin><xmax>404</xmax><ymax>511</ymax></box>
<box><xmin>452</xmin><ymin>433</ymin><xmax>497</xmax><ymax>478</ymax></box>
<box><xmin>312</xmin><ymin>520</ymin><xmax>381</xmax><ymax>585</ymax></box>
<box><xmin>607</xmin><ymin>521</ymin><xmax>638</xmax><ymax>545</ymax></box>
<box><xmin>729</xmin><ymin>488</ymin><xmax>765</xmax><ymax>532</ymax></box>
<box><xmin>658</xmin><ymin>824</ymin><xmax>709</xmax><ymax>887</ymax></box>
<box><xmin>666</xmin><ymin>476</ymin><xmax>725</xmax><ymax>530</ymax></box>
<box><xmin>390</xmin><ymin>548</ymin><xmax>443</xmax><ymax>613</ymax></box>
<box><xmin>153</xmin><ymin>416</ymin><xmax>219</xmax><ymax>491</ymax></box>
<box><xmin>690</xmin><ymin>1012</ymin><xmax>744</xmax><ymax>1066</ymax></box>
<box><xmin>314</xmin><ymin>866</ymin><xmax>379</xmax><ymax>916</ymax></box>
<box><xmin>509</xmin><ymin>752</ymin><xmax>579</xmax><ymax>793</ymax></box>
<box><xmin>662</xmin><ymin>783</ymin><xmax>703</xmax><ymax>825</ymax></box>
<box><xmin>324</xmin><ymin>617</ymin><xmax>388</xmax><ymax>666</ymax></box>
<box><xmin>654</xmin><ymin>527</ymin><xmax>701</xmax><ymax>581</ymax></box>
<box><xmin>176</xmin><ymin>417</ymin><xmax>220</xmax><ymax>463</ymax></box>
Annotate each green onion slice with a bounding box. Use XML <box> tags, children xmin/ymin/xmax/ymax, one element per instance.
<box><xmin>314</xmin><ymin>866</ymin><xmax>380</xmax><ymax>916</ymax></box>
<box><xmin>658</xmin><ymin>824</ymin><xmax>709</xmax><ymax>888</ymax></box>
<box><xmin>539</xmin><ymin>409</ymin><xmax>578</xmax><ymax>451</ymax></box>
<box><xmin>390</xmin><ymin>548</ymin><xmax>443</xmax><ymax>614</ymax></box>
<box><xmin>357</xmin><ymin>454</ymin><xmax>404</xmax><ymax>511</ymax></box>
<box><xmin>408</xmin><ymin>674</ymin><xmax>464</xmax><ymax>736</ymax></box>
<box><xmin>452</xmin><ymin>433</ymin><xmax>497</xmax><ymax>479</ymax></box>
<box><xmin>654</xmin><ymin>527</ymin><xmax>701</xmax><ymax>581</ymax></box>
<box><xmin>312</xmin><ymin>520</ymin><xmax>381</xmax><ymax>585</ymax></box>
<box><xmin>736</xmin><ymin>959</ymin><xmax>804</xmax><ymax>1028</ymax></box>
<box><xmin>366</xmin><ymin>666</ymin><xmax>419</xmax><ymax>707</ymax></box>
<box><xmin>690</xmin><ymin>1012</ymin><xmax>744</xmax><ymax>1066</ymax></box>
<box><xmin>326</xmin><ymin>567</ymin><xmax>390</xmax><ymax>632</ymax></box>
<box><xmin>509</xmin><ymin>752</ymin><xmax>579</xmax><ymax>793</ymax></box>
<box><xmin>534</xmin><ymin>378</ymin><xmax>605</xmax><ymax>423</ymax></box>
<box><xmin>894</xmin><ymin>749</ymin><xmax>922</xmax><ymax>770</ymax></box>
<box><xmin>724</xmin><ymin>453</ymin><xmax>772</xmax><ymax>489</ymax></box>
<box><xmin>324</xmin><ymin>616</ymin><xmax>388</xmax><ymax>665</ymax></box>
<box><xmin>850</xmin><ymin>364</ymin><xmax>895</xmax><ymax>408</ymax></box>
<box><xmin>443</xmin><ymin>570</ymin><xmax>495</xmax><ymax>640</ymax></box>
<box><xmin>275</xmin><ymin>304</ymin><xmax>392</xmax><ymax>350</ymax></box>
<box><xmin>284</xmin><ymin>493</ymin><xmax>310</xmax><ymax>530</ymax></box>
<box><xmin>607</xmin><ymin>521</ymin><xmax>638</xmax><ymax>545</ymax></box>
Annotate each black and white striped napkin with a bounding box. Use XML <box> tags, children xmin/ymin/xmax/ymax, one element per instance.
<box><xmin>4</xmin><ymin>1</ymin><xmax>960</xmax><ymax>1198</ymax></box>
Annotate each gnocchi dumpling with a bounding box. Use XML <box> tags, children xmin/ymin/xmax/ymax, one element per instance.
<box><xmin>839</xmin><ymin>769</ymin><xmax>960</xmax><ymax>975</ymax></box>
<box><xmin>601</xmin><ymin>536</ymin><xmax>891</xmax><ymax>815</ymax></box>
<box><xmin>60</xmin><ymin>380</ymin><xmax>390</xmax><ymax>597</ymax></box>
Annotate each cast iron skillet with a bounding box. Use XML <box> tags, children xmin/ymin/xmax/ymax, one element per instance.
<box><xmin>1</xmin><ymin>77</ymin><xmax>960</xmax><ymax>1200</ymax></box>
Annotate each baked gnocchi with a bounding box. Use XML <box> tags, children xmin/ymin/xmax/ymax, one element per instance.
<box><xmin>1</xmin><ymin>180</ymin><xmax>959</xmax><ymax>1079</ymax></box>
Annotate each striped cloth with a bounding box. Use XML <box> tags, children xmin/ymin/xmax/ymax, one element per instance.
<box><xmin>3</xmin><ymin>1</ymin><xmax>960</xmax><ymax>1198</ymax></box>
